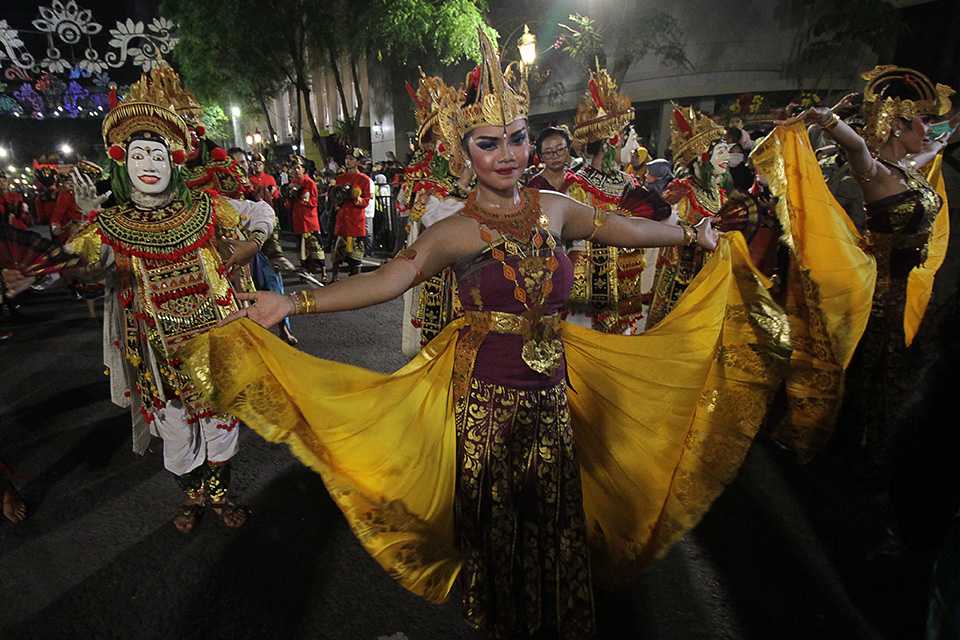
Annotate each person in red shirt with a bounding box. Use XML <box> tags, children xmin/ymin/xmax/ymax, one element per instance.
<box><xmin>290</xmin><ymin>157</ymin><xmax>325</xmax><ymax>276</ymax></box>
<box><xmin>247</xmin><ymin>153</ymin><xmax>291</xmax><ymax>269</ymax></box>
<box><xmin>33</xmin><ymin>167</ymin><xmax>58</xmax><ymax>226</ymax></box>
<box><xmin>330</xmin><ymin>148</ymin><xmax>372</xmax><ymax>282</ymax></box>
<box><xmin>50</xmin><ymin>174</ymin><xmax>83</xmax><ymax>241</ymax></box>
<box><xmin>1</xmin><ymin>176</ymin><xmax>30</xmax><ymax>229</ymax></box>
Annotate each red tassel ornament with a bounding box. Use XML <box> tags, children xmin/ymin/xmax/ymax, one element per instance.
<box><xmin>171</xmin><ymin>149</ymin><xmax>186</xmax><ymax>165</ymax></box>
<box><xmin>108</xmin><ymin>144</ymin><xmax>125</xmax><ymax>162</ymax></box>
<box><xmin>211</xmin><ymin>147</ymin><xmax>227</xmax><ymax>161</ymax></box>
<box><xmin>195</xmin><ymin>125</ymin><xmax>206</xmax><ymax>138</ymax></box>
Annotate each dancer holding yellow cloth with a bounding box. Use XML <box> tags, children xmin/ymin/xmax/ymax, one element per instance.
<box><xmin>752</xmin><ymin>66</ymin><xmax>955</xmax><ymax>555</ymax></box>
<box><xmin>179</xmin><ymin>30</ymin><xmax>790</xmax><ymax>639</ymax></box>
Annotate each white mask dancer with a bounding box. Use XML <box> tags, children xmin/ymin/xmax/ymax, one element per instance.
<box><xmin>127</xmin><ymin>139</ymin><xmax>172</xmax><ymax>195</ymax></box>
<box><xmin>710</xmin><ymin>142</ymin><xmax>731</xmax><ymax>172</ymax></box>
<box><xmin>620</xmin><ymin>126</ymin><xmax>640</xmax><ymax>166</ymax></box>
<box><xmin>727</xmin><ymin>150</ymin><xmax>745</xmax><ymax>168</ymax></box>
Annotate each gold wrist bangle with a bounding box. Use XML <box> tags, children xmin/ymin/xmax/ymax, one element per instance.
<box><xmin>587</xmin><ymin>208</ymin><xmax>609</xmax><ymax>242</ymax></box>
<box><xmin>822</xmin><ymin>112</ymin><xmax>840</xmax><ymax>131</ymax></box>
<box><xmin>288</xmin><ymin>290</ymin><xmax>319</xmax><ymax>315</ymax></box>
<box><xmin>247</xmin><ymin>229</ymin><xmax>267</xmax><ymax>249</ymax></box>
<box><xmin>679</xmin><ymin>221</ymin><xmax>698</xmax><ymax>246</ymax></box>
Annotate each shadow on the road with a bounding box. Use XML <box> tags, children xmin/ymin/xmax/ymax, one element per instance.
<box><xmin>1</xmin><ymin>380</ymin><xmax>109</xmax><ymax>429</ymax></box>
<box><xmin>0</xmin><ymin>413</ymin><xmax>142</xmax><ymax>556</ymax></box>
<box><xmin>2</xmin><ymin>465</ymin><xmax>338</xmax><ymax>640</ymax></box>
<box><xmin>170</xmin><ymin>464</ymin><xmax>338</xmax><ymax>639</ymax></box>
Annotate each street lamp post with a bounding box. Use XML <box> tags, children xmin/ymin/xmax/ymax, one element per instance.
<box><xmin>518</xmin><ymin>24</ymin><xmax>538</xmax><ymax>67</ymax></box>
<box><xmin>230</xmin><ymin>105</ymin><xmax>241</xmax><ymax>149</ymax></box>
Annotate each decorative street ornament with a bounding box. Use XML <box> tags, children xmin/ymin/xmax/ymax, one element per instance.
<box><xmin>0</xmin><ymin>20</ymin><xmax>37</xmax><ymax>71</ymax></box>
<box><xmin>0</xmin><ymin>3</ymin><xmax>178</xmax><ymax>76</ymax></box>
<box><xmin>105</xmin><ymin>18</ymin><xmax>178</xmax><ymax>72</ymax></box>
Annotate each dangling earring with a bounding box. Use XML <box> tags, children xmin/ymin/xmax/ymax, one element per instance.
<box><xmin>465</xmin><ymin>159</ymin><xmax>472</xmax><ymax>168</ymax></box>
<box><xmin>893</xmin><ymin>129</ymin><xmax>903</xmax><ymax>138</ymax></box>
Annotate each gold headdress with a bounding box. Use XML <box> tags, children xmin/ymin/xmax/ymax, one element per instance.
<box><xmin>861</xmin><ymin>65</ymin><xmax>954</xmax><ymax>150</ymax></box>
<box><xmin>406</xmin><ymin>69</ymin><xmax>459</xmax><ymax>145</ymax></box>
<box><xmin>102</xmin><ymin>63</ymin><xmax>191</xmax><ymax>161</ymax></box>
<box><xmin>436</xmin><ymin>28</ymin><xmax>529</xmax><ymax>175</ymax></box>
<box><xmin>670</xmin><ymin>104</ymin><xmax>725</xmax><ymax>167</ymax></box>
<box><xmin>571</xmin><ymin>68</ymin><xmax>635</xmax><ymax>152</ymax></box>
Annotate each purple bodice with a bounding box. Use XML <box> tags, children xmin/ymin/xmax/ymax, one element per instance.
<box><xmin>454</xmin><ymin>233</ymin><xmax>573</xmax><ymax>388</ymax></box>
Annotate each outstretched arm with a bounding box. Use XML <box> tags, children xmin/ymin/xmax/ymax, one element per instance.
<box><xmin>541</xmin><ymin>191</ymin><xmax>718</xmax><ymax>251</ymax></box>
<box><xmin>224</xmin><ymin>214</ymin><xmax>480</xmax><ymax>329</ymax></box>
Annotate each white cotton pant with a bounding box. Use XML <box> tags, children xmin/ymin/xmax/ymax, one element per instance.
<box><xmin>149</xmin><ymin>400</ymin><xmax>239</xmax><ymax>476</ymax></box>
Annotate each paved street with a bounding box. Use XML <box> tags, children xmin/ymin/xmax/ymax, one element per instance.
<box><xmin>0</xmin><ymin>271</ymin><xmax>938</xmax><ymax>640</ymax></box>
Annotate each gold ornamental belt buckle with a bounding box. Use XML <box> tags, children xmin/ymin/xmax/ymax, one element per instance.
<box><xmin>520</xmin><ymin>309</ymin><xmax>563</xmax><ymax>376</ymax></box>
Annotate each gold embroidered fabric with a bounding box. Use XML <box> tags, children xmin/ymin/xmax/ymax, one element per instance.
<box><xmin>179</xmin><ymin>233</ymin><xmax>788</xmax><ymax>608</ymax></box>
<box><xmin>904</xmin><ymin>155</ymin><xmax>950</xmax><ymax>346</ymax></box>
<box><xmin>64</xmin><ymin>222</ymin><xmax>104</xmax><ymax>265</ymax></box>
<box><xmin>455</xmin><ymin>378</ymin><xmax>594</xmax><ymax>638</ymax></box>
<box><xmin>564</xmin><ymin>233</ymin><xmax>790</xmax><ymax>576</ymax></box>
<box><xmin>751</xmin><ymin>122</ymin><xmax>877</xmax><ymax>461</ymax></box>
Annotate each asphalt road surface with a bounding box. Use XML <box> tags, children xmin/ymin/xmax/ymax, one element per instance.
<box><xmin>0</xmin><ymin>274</ymin><xmax>943</xmax><ymax>640</ymax></box>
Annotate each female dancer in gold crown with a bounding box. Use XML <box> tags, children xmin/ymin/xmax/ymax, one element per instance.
<box><xmin>751</xmin><ymin>66</ymin><xmax>956</xmax><ymax>552</ymax></box>
<box><xmin>178</xmin><ymin>30</ymin><xmax>790</xmax><ymax>638</ymax></box>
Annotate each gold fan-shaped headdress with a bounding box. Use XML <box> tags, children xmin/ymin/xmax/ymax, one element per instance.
<box><xmin>861</xmin><ymin>65</ymin><xmax>954</xmax><ymax>150</ymax></box>
<box><xmin>571</xmin><ymin>68</ymin><xmax>635</xmax><ymax>153</ymax></box>
<box><xmin>406</xmin><ymin>69</ymin><xmax>460</xmax><ymax>146</ymax></box>
<box><xmin>670</xmin><ymin>103</ymin><xmax>725</xmax><ymax>167</ymax></box>
<box><xmin>102</xmin><ymin>62</ymin><xmax>191</xmax><ymax>156</ymax></box>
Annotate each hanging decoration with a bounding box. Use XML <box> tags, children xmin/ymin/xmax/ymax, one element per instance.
<box><xmin>0</xmin><ymin>2</ymin><xmax>176</xmax><ymax>119</ymax></box>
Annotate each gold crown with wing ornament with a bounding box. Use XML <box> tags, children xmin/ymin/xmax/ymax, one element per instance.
<box><xmin>406</xmin><ymin>69</ymin><xmax>460</xmax><ymax>146</ymax></box>
<box><xmin>571</xmin><ymin>68</ymin><xmax>635</xmax><ymax>152</ymax></box>
<box><xmin>436</xmin><ymin>28</ymin><xmax>529</xmax><ymax>175</ymax></box>
<box><xmin>101</xmin><ymin>63</ymin><xmax>191</xmax><ymax>162</ymax></box>
<box><xmin>861</xmin><ymin>65</ymin><xmax>955</xmax><ymax>151</ymax></box>
<box><xmin>670</xmin><ymin>103</ymin><xmax>726</xmax><ymax>167</ymax></box>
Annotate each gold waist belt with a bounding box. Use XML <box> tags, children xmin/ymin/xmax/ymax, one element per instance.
<box><xmin>463</xmin><ymin>310</ymin><xmax>561</xmax><ymax>335</ymax></box>
<box><xmin>453</xmin><ymin>310</ymin><xmax>564</xmax><ymax>401</ymax></box>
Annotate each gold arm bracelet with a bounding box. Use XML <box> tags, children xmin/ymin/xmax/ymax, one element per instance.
<box><xmin>587</xmin><ymin>208</ymin><xmax>609</xmax><ymax>242</ymax></box>
<box><xmin>678</xmin><ymin>221</ymin><xmax>698</xmax><ymax>246</ymax></box>
<box><xmin>288</xmin><ymin>290</ymin><xmax>319</xmax><ymax>315</ymax></box>
<box><xmin>821</xmin><ymin>111</ymin><xmax>840</xmax><ymax>131</ymax></box>
<box><xmin>247</xmin><ymin>229</ymin><xmax>267</xmax><ymax>249</ymax></box>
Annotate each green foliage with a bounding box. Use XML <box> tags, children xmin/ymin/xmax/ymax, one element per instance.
<box><xmin>780</xmin><ymin>0</ymin><xmax>901</xmax><ymax>85</ymax></box>
<box><xmin>201</xmin><ymin>104</ymin><xmax>231</xmax><ymax>147</ymax></box>
<box><xmin>557</xmin><ymin>11</ymin><xmax>690</xmax><ymax>83</ymax></box>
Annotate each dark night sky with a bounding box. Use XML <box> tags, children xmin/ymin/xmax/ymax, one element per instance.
<box><xmin>0</xmin><ymin>1</ymin><xmax>162</xmax><ymax>165</ymax></box>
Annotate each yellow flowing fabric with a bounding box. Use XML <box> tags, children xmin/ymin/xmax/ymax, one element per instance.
<box><xmin>179</xmin><ymin>233</ymin><xmax>789</xmax><ymax>602</ymax></box>
<box><xmin>904</xmin><ymin>155</ymin><xmax>950</xmax><ymax>346</ymax></box>
<box><xmin>751</xmin><ymin>123</ymin><xmax>877</xmax><ymax>461</ymax></box>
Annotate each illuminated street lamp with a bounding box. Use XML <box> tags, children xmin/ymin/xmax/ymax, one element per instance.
<box><xmin>0</xmin><ymin>146</ymin><xmax>7</xmax><ymax>159</ymax></box>
<box><xmin>253</xmin><ymin>130</ymin><xmax>263</xmax><ymax>145</ymax></box>
<box><xmin>60</xmin><ymin>143</ymin><xmax>73</xmax><ymax>156</ymax></box>
<box><xmin>230</xmin><ymin>105</ymin><xmax>241</xmax><ymax>148</ymax></box>
<box><xmin>6</xmin><ymin>164</ymin><xmax>15</xmax><ymax>173</ymax></box>
<box><xmin>518</xmin><ymin>25</ymin><xmax>538</xmax><ymax>66</ymax></box>
<box><xmin>245</xmin><ymin>133</ymin><xmax>254</xmax><ymax>146</ymax></box>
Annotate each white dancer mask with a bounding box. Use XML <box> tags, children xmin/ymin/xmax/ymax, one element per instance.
<box><xmin>127</xmin><ymin>139</ymin><xmax>172</xmax><ymax>195</ymax></box>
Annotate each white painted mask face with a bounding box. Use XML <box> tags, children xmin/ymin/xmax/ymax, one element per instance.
<box><xmin>710</xmin><ymin>142</ymin><xmax>731</xmax><ymax>172</ymax></box>
<box><xmin>126</xmin><ymin>139</ymin><xmax>172</xmax><ymax>195</ymax></box>
<box><xmin>620</xmin><ymin>127</ymin><xmax>639</xmax><ymax>166</ymax></box>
